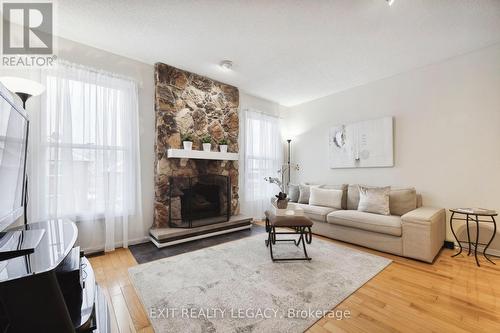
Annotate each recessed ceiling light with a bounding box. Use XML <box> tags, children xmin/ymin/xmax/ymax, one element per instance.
<box><xmin>386</xmin><ymin>0</ymin><xmax>395</xmax><ymax>6</ymax></box>
<box><xmin>219</xmin><ymin>60</ymin><xmax>233</xmax><ymax>71</ymax></box>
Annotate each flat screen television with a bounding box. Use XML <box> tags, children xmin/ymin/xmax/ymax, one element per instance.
<box><xmin>0</xmin><ymin>83</ymin><xmax>28</xmax><ymax>232</ymax></box>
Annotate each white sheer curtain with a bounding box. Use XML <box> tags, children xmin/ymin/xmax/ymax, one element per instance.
<box><xmin>29</xmin><ymin>61</ymin><xmax>142</xmax><ymax>252</ymax></box>
<box><xmin>240</xmin><ymin>109</ymin><xmax>282</xmax><ymax>219</ymax></box>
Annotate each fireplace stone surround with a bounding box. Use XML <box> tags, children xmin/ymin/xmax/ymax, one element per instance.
<box><xmin>150</xmin><ymin>63</ymin><xmax>251</xmax><ymax>247</ymax></box>
<box><xmin>153</xmin><ymin>63</ymin><xmax>240</xmax><ymax>229</ymax></box>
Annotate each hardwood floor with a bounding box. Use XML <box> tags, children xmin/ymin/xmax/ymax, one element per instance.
<box><xmin>89</xmin><ymin>228</ymin><xmax>500</xmax><ymax>333</ymax></box>
<box><xmin>89</xmin><ymin>248</ymin><xmax>154</xmax><ymax>333</ymax></box>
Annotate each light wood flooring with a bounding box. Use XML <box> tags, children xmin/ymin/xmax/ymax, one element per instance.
<box><xmin>89</xmin><ymin>228</ymin><xmax>500</xmax><ymax>333</ymax></box>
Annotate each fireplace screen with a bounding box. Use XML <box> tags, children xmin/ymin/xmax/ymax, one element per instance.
<box><xmin>169</xmin><ymin>175</ymin><xmax>231</xmax><ymax>228</ymax></box>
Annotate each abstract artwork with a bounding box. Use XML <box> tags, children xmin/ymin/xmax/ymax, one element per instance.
<box><xmin>329</xmin><ymin>116</ymin><xmax>394</xmax><ymax>168</ymax></box>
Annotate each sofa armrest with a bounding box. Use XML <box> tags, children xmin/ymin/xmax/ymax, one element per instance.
<box><xmin>401</xmin><ymin>206</ymin><xmax>446</xmax><ymax>263</ymax></box>
<box><xmin>401</xmin><ymin>206</ymin><xmax>445</xmax><ymax>224</ymax></box>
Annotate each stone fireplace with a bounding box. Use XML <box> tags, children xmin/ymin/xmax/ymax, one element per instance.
<box><xmin>153</xmin><ymin>63</ymin><xmax>240</xmax><ymax>230</ymax></box>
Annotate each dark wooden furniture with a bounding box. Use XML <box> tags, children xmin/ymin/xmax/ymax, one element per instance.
<box><xmin>264</xmin><ymin>211</ymin><xmax>313</xmax><ymax>262</ymax></box>
<box><xmin>0</xmin><ymin>219</ymin><xmax>110</xmax><ymax>332</ymax></box>
<box><xmin>449</xmin><ymin>208</ymin><xmax>497</xmax><ymax>266</ymax></box>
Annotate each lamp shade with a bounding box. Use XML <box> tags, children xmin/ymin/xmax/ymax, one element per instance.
<box><xmin>0</xmin><ymin>77</ymin><xmax>45</xmax><ymax>97</ymax></box>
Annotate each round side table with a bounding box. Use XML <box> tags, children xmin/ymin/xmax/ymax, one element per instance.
<box><xmin>449</xmin><ymin>208</ymin><xmax>497</xmax><ymax>266</ymax></box>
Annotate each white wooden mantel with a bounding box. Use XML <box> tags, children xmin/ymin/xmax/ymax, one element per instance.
<box><xmin>167</xmin><ymin>148</ymin><xmax>239</xmax><ymax>166</ymax></box>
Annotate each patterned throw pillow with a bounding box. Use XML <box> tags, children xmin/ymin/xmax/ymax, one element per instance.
<box><xmin>357</xmin><ymin>185</ymin><xmax>391</xmax><ymax>215</ymax></box>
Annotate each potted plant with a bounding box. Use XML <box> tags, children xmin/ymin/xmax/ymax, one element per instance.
<box><xmin>264</xmin><ymin>177</ymin><xmax>288</xmax><ymax>209</ymax></box>
<box><xmin>201</xmin><ymin>135</ymin><xmax>212</xmax><ymax>152</ymax></box>
<box><xmin>219</xmin><ymin>138</ymin><xmax>228</xmax><ymax>153</ymax></box>
<box><xmin>181</xmin><ymin>133</ymin><xmax>193</xmax><ymax>150</ymax></box>
<box><xmin>275</xmin><ymin>192</ymin><xmax>288</xmax><ymax>209</ymax></box>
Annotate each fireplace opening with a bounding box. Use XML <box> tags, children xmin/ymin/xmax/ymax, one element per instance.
<box><xmin>169</xmin><ymin>175</ymin><xmax>231</xmax><ymax>228</ymax></box>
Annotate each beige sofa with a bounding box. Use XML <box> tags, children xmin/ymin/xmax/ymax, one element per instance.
<box><xmin>289</xmin><ymin>184</ymin><xmax>446</xmax><ymax>263</ymax></box>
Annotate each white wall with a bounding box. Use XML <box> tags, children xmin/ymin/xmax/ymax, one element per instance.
<box><xmin>0</xmin><ymin>36</ymin><xmax>155</xmax><ymax>248</ymax></box>
<box><xmin>281</xmin><ymin>44</ymin><xmax>500</xmax><ymax>251</ymax></box>
<box><xmin>240</xmin><ymin>91</ymin><xmax>282</xmax><ymax>116</ymax></box>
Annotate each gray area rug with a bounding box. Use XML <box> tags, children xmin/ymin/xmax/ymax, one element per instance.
<box><xmin>129</xmin><ymin>233</ymin><xmax>391</xmax><ymax>333</ymax></box>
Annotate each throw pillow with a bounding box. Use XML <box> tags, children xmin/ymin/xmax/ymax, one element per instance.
<box><xmin>347</xmin><ymin>184</ymin><xmax>372</xmax><ymax>210</ymax></box>
<box><xmin>287</xmin><ymin>184</ymin><xmax>300</xmax><ymax>202</ymax></box>
<box><xmin>320</xmin><ymin>184</ymin><xmax>348</xmax><ymax>209</ymax></box>
<box><xmin>357</xmin><ymin>185</ymin><xmax>391</xmax><ymax>215</ymax></box>
<box><xmin>389</xmin><ymin>188</ymin><xmax>417</xmax><ymax>216</ymax></box>
<box><xmin>298</xmin><ymin>184</ymin><xmax>318</xmax><ymax>204</ymax></box>
<box><xmin>309</xmin><ymin>187</ymin><xmax>343</xmax><ymax>209</ymax></box>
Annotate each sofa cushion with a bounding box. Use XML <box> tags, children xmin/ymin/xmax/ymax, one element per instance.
<box><xmin>389</xmin><ymin>188</ymin><xmax>417</xmax><ymax>216</ymax></box>
<box><xmin>309</xmin><ymin>187</ymin><xmax>343</xmax><ymax>209</ymax></box>
<box><xmin>287</xmin><ymin>183</ymin><xmax>300</xmax><ymax>202</ymax></box>
<box><xmin>327</xmin><ymin>210</ymin><xmax>402</xmax><ymax>236</ymax></box>
<box><xmin>358</xmin><ymin>186</ymin><xmax>391</xmax><ymax>215</ymax></box>
<box><xmin>319</xmin><ymin>184</ymin><xmax>348</xmax><ymax>209</ymax></box>
<box><xmin>293</xmin><ymin>203</ymin><xmax>337</xmax><ymax>222</ymax></box>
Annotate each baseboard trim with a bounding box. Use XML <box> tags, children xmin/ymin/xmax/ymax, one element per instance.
<box><xmin>83</xmin><ymin>236</ymin><xmax>150</xmax><ymax>255</ymax></box>
<box><xmin>452</xmin><ymin>240</ymin><xmax>500</xmax><ymax>258</ymax></box>
<box><xmin>150</xmin><ymin>225</ymin><xmax>252</xmax><ymax>248</ymax></box>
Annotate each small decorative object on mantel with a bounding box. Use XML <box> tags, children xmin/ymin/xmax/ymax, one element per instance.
<box><xmin>219</xmin><ymin>138</ymin><xmax>228</xmax><ymax>153</ymax></box>
<box><xmin>201</xmin><ymin>135</ymin><xmax>212</xmax><ymax>152</ymax></box>
<box><xmin>181</xmin><ymin>133</ymin><xmax>193</xmax><ymax>150</ymax></box>
<box><xmin>275</xmin><ymin>192</ymin><xmax>288</xmax><ymax>209</ymax></box>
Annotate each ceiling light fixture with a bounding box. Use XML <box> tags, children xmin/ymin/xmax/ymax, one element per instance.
<box><xmin>386</xmin><ymin>0</ymin><xmax>395</xmax><ymax>6</ymax></box>
<box><xmin>219</xmin><ymin>60</ymin><xmax>233</xmax><ymax>71</ymax></box>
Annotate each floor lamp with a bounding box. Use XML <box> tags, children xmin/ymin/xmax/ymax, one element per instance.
<box><xmin>0</xmin><ymin>77</ymin><xmax>45</xmax><ymax>226</ymax></box>
<box><xmin>287</xmin><ymin>139</ymin><xmax>291</xmax><ymax>186</ymax></box>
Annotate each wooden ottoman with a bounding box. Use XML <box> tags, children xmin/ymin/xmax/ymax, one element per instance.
<box><xmin>264</xmin><ymin>210</ymin><xmax>314</xmax><ymax>262</ymax></box>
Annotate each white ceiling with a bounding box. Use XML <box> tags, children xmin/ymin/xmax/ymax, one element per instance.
<box><xmin>54</xmin><ymin>0</ymin><xmax>500</xmax><ymax>106</ymax></box>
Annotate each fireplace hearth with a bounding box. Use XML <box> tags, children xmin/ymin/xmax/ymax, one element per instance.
<box><xmin>169</xmin><ymin>175</ymin><xmax>231</xmax><ymax>228</ymax></box>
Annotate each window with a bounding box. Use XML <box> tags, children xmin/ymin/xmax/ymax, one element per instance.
<box><xmin>240</xmin><ymin>109</ymin><xmax>282</xmax><ymax>218</ymax></box>
<box><xmin>44</xmin><ymin>76</ymin><xmax>128</xmax><ymax>218</ymax></box>
<box><xmin>30</xmin><ymin>61</ymin><xmax>142</xmax><ymax>251</ymax></box>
